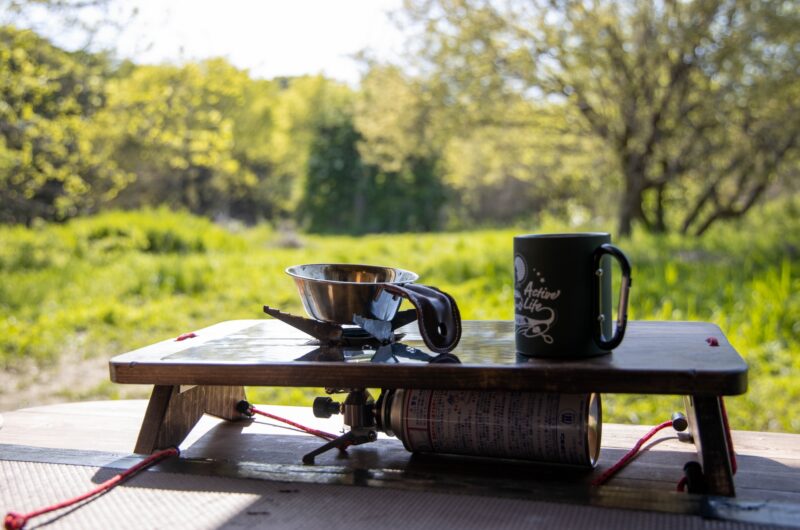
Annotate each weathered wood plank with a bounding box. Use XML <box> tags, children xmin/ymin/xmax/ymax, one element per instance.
<box><xmin>134</xmin><ymin>385</ymin><xmax>248</xmax><ymax>454</ymax></box>
<box><xmin>1</xmin><ymin>401</ymin><xmax>798</xmax><ymax>505</ymax></box>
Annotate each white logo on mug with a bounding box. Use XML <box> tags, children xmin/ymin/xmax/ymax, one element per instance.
<box><xmin>515</xmin><ymin>263</ymin><xmax>560</xmax><ymax>344</ymax></box>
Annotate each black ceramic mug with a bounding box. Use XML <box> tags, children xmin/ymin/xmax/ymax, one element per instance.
<box><xmin>514</xmin><ymin>233</ymin><xmax>632</xmax><ymax>358</ymax></box>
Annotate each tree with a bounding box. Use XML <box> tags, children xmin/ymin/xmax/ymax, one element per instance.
<box><xmin>269</xmin><ymin>75</ymin><xmax>358</xmax><ymax>218</ymax></box>
<box><xmin>301</xmin><ymin>118</ymin><xmax>371</xmax><ymax>233</ymax></box>
<box><xmin>439</xmin><ymin>99</ymin><xmax>614</xmax><ymax>226</ymax></box>
<box><xmin>221</xmin><ymin>76</ymin><xmax>287</xmax><ymax>222</ymax></box>
<box><xmin>0</xmin><ymin>25</ymin><xmax>128</xmax><ymax>224</ymax></box>
<box><xmin>353</xmin><ymin>65</ymin><xmax>447</xmax><ymax>231</ymax></box>
<box><xmin>297</xmin><ymin>69</ymin><xmax>448</xmax><ymax>233</ymax></box>
<box><xmin>401</xmin><ymin>0</ymin><xmax>800</xmax><ymax>235</ymax></box>
<box><xmin>99</xmin><ymin>59</ymin><xmax>290</xmax><ymax>221</ymax></box>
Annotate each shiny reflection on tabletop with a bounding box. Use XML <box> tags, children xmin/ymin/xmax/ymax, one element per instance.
<box><xmin>164</xmin><ymin>320</ymin><xmax>520</xmax><ymax>364</ymax></box>
<box><xmin>401</xmin><ymin>320</ymin><xmax>514</xmax><ymax>363</ymax></box>
<box><xmin>162</xmin><ymin>319</ymin><xmax>656</xmax><ymax>370</ymax></box>
<box><xmin>401</xmin><ymin>321</ymin><xmax>610</xmax><ymax>365</ymax></box>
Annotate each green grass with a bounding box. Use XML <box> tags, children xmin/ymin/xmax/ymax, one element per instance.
<box><xmin>1</xmin><ymin>200</ymin><xmax>798</xmax><ymax>432</ymax></box>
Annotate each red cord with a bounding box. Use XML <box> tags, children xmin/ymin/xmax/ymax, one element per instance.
<box><xmin>4</xmin><ymin>447</ymin><xmax>179</xmax><ymax>530</ymax></box>
<box><xmin>247</xmin><ymin>405</ymin><xmax>340</xmax><ymax>442</ymax></box>
<box><xmin>592</xmin><ymin>420</ymin><xmax>674</xmax><ymax>487</ymax></box>
<box><xmin>4</xmin><ymin>403</ymin><xmax>347</xmax><ymax>529</ymax></box>
<box><xmin>595</xmin><ymin>400</ymin><xmax>737</xmax><ymax>491</ymax></box>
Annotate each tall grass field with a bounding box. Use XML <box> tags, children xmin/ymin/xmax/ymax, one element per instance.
<box><xmin>1</xmin><ymin>199</ymin><xmax>798</xmax><ymax>432</ymax></box>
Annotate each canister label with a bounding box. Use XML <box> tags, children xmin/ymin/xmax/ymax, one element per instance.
<box><xmin>399</xmin><ymin>390</ymin><xmax>595</xmax><ymax>466</ymax></box>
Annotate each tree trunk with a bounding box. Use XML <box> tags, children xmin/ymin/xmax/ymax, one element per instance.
<box><xmin>618</xmin><ymin>189</ymin><xmax>638</xmax><ymax>237</ymax></box>
<box><xmin>617</xmin><ymin>154</ymin><xmax>648</xmax><ymax>237</ymax></box>
<box><xmin>653</xmin><ymin>183</ymin><xmax>667</xmax><ymax>233</ymax></box>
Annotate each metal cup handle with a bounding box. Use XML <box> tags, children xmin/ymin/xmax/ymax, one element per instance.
<box><xmin>384</xmin><ymin>283</ymin><xmax>462</xmax><ymax>354</ymax></box>
<box><xmin>592</xmin><ymin>244</ymin><xmax>632</xmax><ymax>350</ymax></box>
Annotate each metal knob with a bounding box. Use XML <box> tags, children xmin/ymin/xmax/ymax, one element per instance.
<box><xmin>671</xmin><ymin>411</ymin><xmax>689</xmax><ymax>432</ymax></box>
<box><xmin>313</xmin><ymin>397</ymin><xmax>341</xmax><ymax>418</ymax></box>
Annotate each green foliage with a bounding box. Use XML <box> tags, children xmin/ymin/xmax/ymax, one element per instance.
<box><xmin>99</xmin><ymin>59</ymin><xmax>267</xmax><ymax>218</ymax></box>
<box><xmin>298</xmin><ymin>72</ymin><xmax>448</xmax><ymax>234</ymax></box>
<box><xmin>402</xmin><ymin>0</ymin><xmax>800</xmax><ymax>235</ymax></box>
<box><xmin>300</xmin><ymin>119</ymin><xmax>447</xmax><ymax>234</ymax></box>
<box><xmin>1</xmin><ymin>201</ymin><xmax>798</xmax><ymax>432</ymax></box>
<box><xmin>300</xmin><ymin>119</ymin><xmax>369</xmax><ymax>233</ymax></box>
<box><xmin>3</xmin><ymin>17</ymin><xmax>797</xmax><ymax>236</ymax></box>
<box><xmin>608</xmin><ymin>199</ymin><xmax>800</xmax><ymax>432</ymax></box>
<box><xmin>0</xmin><ymin>25</ymin><xmax>129</xmax><ymax>223</ymax></box>
<box><xmin>441</xmin><ymin>102</ymin><xmax>616</xmax><ymax>227</ymax></box>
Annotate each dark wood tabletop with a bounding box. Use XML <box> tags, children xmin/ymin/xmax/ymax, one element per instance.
<box><xmin>109</xmin><ymin>320</ymin><xmax>747</xmax><ymax>395</ymax></box>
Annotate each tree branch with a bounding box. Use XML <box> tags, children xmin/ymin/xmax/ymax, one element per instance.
<box><xmin>680</xmin><ymin>152</ymin><xmax>750</xmax><ymax>234</ymax></box>
<box><xmin>693</xmin><ymin>181</ymin><xmax>767</xmax><ymax>236</ymax></box>
<box><xmin>548</xmin><ymin>70</ymin><xmax>612</xmax><ymax>140</ymax></box>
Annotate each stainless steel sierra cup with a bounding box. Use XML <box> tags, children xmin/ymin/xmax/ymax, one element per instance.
<box><xmin>285</xmin><ymin>263</ymin><xmax>462</xmax><ymax>354</ymax></box>
<box><xmin>287</xmin><ymin>263</ymin><xmax>418</xmax><ymax>324</ymax></box>
<box><xmin>513</xmin><ymin>233</ymin><xmax>632</xmax><ymax>358</ymax></box>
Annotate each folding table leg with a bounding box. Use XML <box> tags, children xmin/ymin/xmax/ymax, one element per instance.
<box><xmin>134</xmin><ymin>385</ymin><xmax>248</xmax><ymax>454</ymax></box>
<box><xmin>684</xmin><ymin>395</ymin><xmax>736</xmax><ymax>496</ymax></box>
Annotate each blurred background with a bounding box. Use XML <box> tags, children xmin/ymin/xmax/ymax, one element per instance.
<box><xmin>1</xmin><ymin>0</ymin><xmax>798</xmax><ymax>431</ymax></box>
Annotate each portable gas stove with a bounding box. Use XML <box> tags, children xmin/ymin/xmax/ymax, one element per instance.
<box><xmin>261</xmin><ymin>304</ymin><xmax>461</xmax><ymax>463</ymax></box>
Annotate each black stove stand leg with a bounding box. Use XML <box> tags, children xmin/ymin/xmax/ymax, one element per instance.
<box><xmin>302</xmin><ymin>428</ymin><xmax>379</xmax><ymax>464</ymax></box>
<box><xmin>684</xmin><ymin>395</ymin><xmax>736</xmax><ymax>496</ymax></box>
<box><xmin>302</xmin><ymin>431</ymin><xmax>357</xmax><ymax>464</ymax></box>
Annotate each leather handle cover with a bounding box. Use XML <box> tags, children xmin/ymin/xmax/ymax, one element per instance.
<box><xmin>384</xmin><ymin>283</ymin><xmax>462</xmax><ymax>354</ymax></box>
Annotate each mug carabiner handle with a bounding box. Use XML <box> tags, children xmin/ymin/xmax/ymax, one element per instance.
<box><xmin>592</xmin><ymin>243</ymin><xmax>632</xmax><ymax>350</ymax></box>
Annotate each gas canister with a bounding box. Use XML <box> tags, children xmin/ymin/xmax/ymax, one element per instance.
<box><xmin>377</xmin><ymin>390</ymin><xmax>601</xmax><ymax>467</ymax></box>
